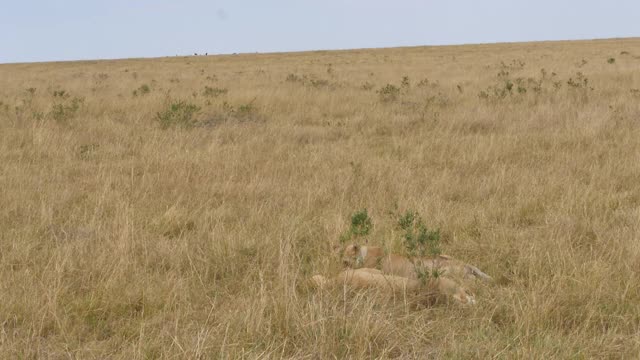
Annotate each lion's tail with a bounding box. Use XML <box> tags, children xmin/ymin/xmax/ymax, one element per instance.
<box><xmin>464</xmin><ymin>264</ymin><xmax>493</xmax><ymax>282</ymax></box>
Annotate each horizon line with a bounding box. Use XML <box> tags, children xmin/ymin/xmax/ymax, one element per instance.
<box><xmin>2</xmin><ymin>36</ymin><xmax>638</xmax><ymax>66</ymax></box>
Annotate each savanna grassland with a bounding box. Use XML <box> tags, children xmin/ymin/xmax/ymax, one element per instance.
<box><xmin>1</xmin><ymin>38</ymin><xmax>640</xmax><ymax>358</ymax></box>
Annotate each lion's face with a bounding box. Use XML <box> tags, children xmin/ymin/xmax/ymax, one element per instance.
<box><xmin>337</xmin><ymin>243</ymin><xmax>361</xmax><ymax>268</ymax></box>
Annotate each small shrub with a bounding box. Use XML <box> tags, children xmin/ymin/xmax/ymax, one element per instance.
<box><xmin>339</xmin><ymin>209</ymin><xmax>373</xmax><ymax>243</ymax></box>
<box><xmin>156</xmin><ymin>101</ymin><xmax>201</xmax><ymax>129</ymax></box>
<box><xmin>309</xmin><ymin>78</ymin><xmax>330</xmax><ymax>89</ymax></box>
<box><xmin>377</xmin><ymin>84</ymin><xmax>401</xmax><ymax>102</ymax></box>
<box><xmin>236</xmin><ymin>101</ymin><xmax>255</xmax><ymax>117</ymax></box>
<box><xmin>78</xmin><ymin>144</ymin><xmax>100</xmax><ymax>160</ymax></box>
<box><xmin>52</xmin><ymin>90</ymin><xmax>70</xmax><ymax>99</ymax></box>
<box><xmin>50</xmin><ymin>97</ymin><xmax>84</xmax><ymax>123</ymax></box>
<box><xmin>31</xmin><ymin>111</ymin><xmax>45</xmax><ymax>121</ymax></box>
<box><xmin>417</xmin><ymin>78</ymin><xmax>435</xmax><ymax>88</ymax></box>
<box><xmin>132</xmin><ymin>84</ymin><xmax>151</xmax><ymax>97</ymax></box>
<box><xmin>607</xmin><ymin>57</ymin><xmax>616</xmax><ymax>64</ymax></box>
<box><xmin>478</xmin><ymin>80</ymin><xmax>514</xmax><ymax>100</ymax></box>
<box><xmin>576</xmin><ymin>59</ymin><xmax>588</xmax><ymax>68</ymax></box>
<box><xmin>361</xmin><ymin>82</ymin><xmax>375</xmax><ymax>91</ymax></box>
<box><xmin>400</xmin><ymin>76</ymin><xmax>410</xmax><ymax>90</ymax></box>
<box><xmin>199</xmin><ymin>99</ymin><xmax>262</xmax><ymax>127</ymax></box>
<box><xmin>202</xmin><ymin>86</ymin><xmax>228</xmax><ymax>97</ymax></box>
<box><xmin>567</xmin><ymin>72</ymin><xmax>593</xmax><ymax>90</ymax></box>
<box><xmin>286</xmin><ymin>73</ymin><xmax>301</xmax><ymax>83</ymax></box>
<box><xmin>500</xmin><ymin>59</ymin><xmax>525</xmax><ymax>71</ymax></box>
<box><xmin>396</xmin><ymin>210</ymin><xmax>441</xmax><ymax>283</ymax></box>
<box><xmin>326</xmin><ymin>63</ymin><xmax>334</xmax><ymax>75</ymax></box>
<box><xmin>285</xmin><ymin>73</ymin><xmax>332</xmax><ymax>89</ymax></box>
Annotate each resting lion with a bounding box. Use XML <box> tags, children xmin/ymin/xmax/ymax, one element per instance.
<box><xmin>310</xmin><ymin>268</ymin><xmax>476</xmax><ymax>305</ymax></box>
<box><xmin>335</xmin><ymin>243</ymin><xmax>492</xmax><ymax>282</ymax></box>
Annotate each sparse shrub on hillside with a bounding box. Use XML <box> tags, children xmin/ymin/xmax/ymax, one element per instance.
<box><xmin>576</xmin><ymin>58</ymin><xmax>588</xmax><ymax>68</ymax></box>
<box><xmin>620</xmin><ymin>51</ymin><xmax>630</xmax><ymax>55</ymax></box>
<box><xmin>95</xmin><ymin>73</ymin><xmax>109</xmax><ymax>81</ymax></box>
<box><xmin>309</xmin><ymin>78</ymin><xmax>330</xmax><ymax>89</ymax></box>
<box><xmin>0</xmin><ymin>101</ymin><xmax>5</xmax><ymax>113</ymax></box>
<box><xmin>285</xmin><ymin>73</ymin><xmax>333</xmax><ymax>89</ymax></box>
<box><xmin>339</xmin><ymin>209</ymin><xmax>373</xmax><ymax>244</ymax></box>
<box><xmin>78</xmin><ymin>143</ymin><xmax>100</xmax><ymax>160</ymax></box>
<box><xmin>360</xmin><ymin>82</ymin><xmax>375</xmax><ymax>91</ymax></box>
<box><xmin>479</xmin><ymin>64</ymin><xmax>565</xmax><ymax>101</ymax></box>
<box><xmin>199</xmin><ymin>98</ymin><xmax>263</xmax><ymax>127</ymax></box>
<box><xmin>132</xmin><ymin>84</ymin><xmax>151</xmax><ymax>97</ymax></box>
<box><xmin>50</xmin><ymin>97</ymin><xmax>84</xmax><ymax>123</ymax></box>
<box><xmin>26</xmin><ymin>87</ymin><xmax>36</xmax><ymax>96</ymax></box>
<box><xmin>286</xmin><ymin>73</ymin><xmax>301</xmax><ymax>83</ymax></box>
<box><xmin>31</xmin><ymin>111</ymin><xmax>45</xmax><ymax>121</ymax></box>
<box><xmin>202</xmin><ymin>86</ymin><xmax>228</xmax><ymax>97</ymax></box>
<box><xmin>478</xmin><ymin>80</ymin><xmax>514</xmax><ymax>100</ymax></box>
<box><xmin>326</xmin><ymin>63</ymin><xmax>334</xmax><ymax>75</ymax></box>
<box><xmin>567</xmin><ymin>72</ymin><xmax>593</xmax><ymax>90</ymax></box>
<box><xmin>377</xmin><ymin>84</ymin><xmax>401</xmax><ymax>102</ymax></box>
<box><xmin>52</xmin><ymin>90</ymin><xmax>70</xmax><ymax>99</ymax></box>
<box><xmin>156</xmin><ymin>100</ymin><xmax>201</xmax><ymax>129</ymax></box>
<box><xmin>400</xmin><ymin>76</ymin><xmax>410</xmax><ymax>90</ymax></box>
<box><xmin>417</xmin><ymin>78</ymin><xmax>440</xmax><ymax>89</ymax></box>
<box><xmin>607</xmin><ymin>57</ymin><xmax>616</xmax><ymax>64</ymax></box>
<box><xmin>236</xmin><ymin>100</ymin><xmax>256</xmax><ymax>118</ymax></box>
<box><xmin>228</xmin><ymin>98</ymin><xmax>259</xmax><ymax>121</ymax></box>
<box><xmin>500</xmin><ymin>59</ymin><xmax>526</xmax><ymax>71</ymax></box>
<box><xmin>553</xmin><ymin>80</ymin><xmax>563</xmax><ymax>90</ymax></box>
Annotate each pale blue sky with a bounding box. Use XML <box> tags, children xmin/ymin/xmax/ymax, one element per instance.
<box><xmin>2</xmin><ymin>1</ymin><xmax>639</xmax><ymax>64</ymax></box>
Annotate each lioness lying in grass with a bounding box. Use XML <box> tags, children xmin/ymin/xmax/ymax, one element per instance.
<box><xmin>336</xmin><ymin>243</ymin><xmax>493</xmax><ymax>282</ymax></box>
<box><xmin>310</xmin><ymin>268</ymin><xmax>476</xmax><ymax>305</ymax></box>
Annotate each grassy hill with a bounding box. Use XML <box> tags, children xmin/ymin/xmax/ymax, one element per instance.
<box><xmin>1</xmin><ymin>38</ymin><xmax>640</xmax><ymax>358</ymax></box>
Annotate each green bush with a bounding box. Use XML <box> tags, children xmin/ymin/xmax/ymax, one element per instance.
<box><xmin>156</xmin><ymin>101</ymin><xmax>201</xmax><ymax>129</ymax></box>
<box><xmin>202</xmin><ymin>86</ymin><xmax>228</xmax><ymax>97</ymax></box>
<box><xmin>339</xmin><ymin>209</ymin><xmax>373</xmax><ymax>243</ymax></box>
<box><xmin>50</xmin><ymin>97</ymin><xmax>84</xmax><ymax>123</ymax></box>
<box><xmin>396</xmin><ymin>210</ymin><xmax>442</xmax><ymax>283</ymax></box>
<box><xmin>133</xmin><ymin>84</ymin><xmax>151</xmax><ymax>96</ymax></box>
<box><xmin>377</xmin><ymin>84</ymin><xmax>401</xmax><ymax>102</ymax></box>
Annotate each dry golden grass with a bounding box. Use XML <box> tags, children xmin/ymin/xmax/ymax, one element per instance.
<box><xmin>1</xmin><ymin>38</ymin><xmax>640</xmax><ymax>358</ymax></box>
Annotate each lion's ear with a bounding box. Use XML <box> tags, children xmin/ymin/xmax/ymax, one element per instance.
<box><xmin>352</xmin><ymin>244</ymin><xmax>359</xmax><ymax>251</ymax></box>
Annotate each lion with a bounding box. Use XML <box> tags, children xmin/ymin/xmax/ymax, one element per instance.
<box><xmin>335</xmin><ymin>243</ymin><xmax>492</xmax><ymax>282</ymax></box>
<box><xmin>310</xmin><ymin>268</ymin><xmax>476</xmax><ymax>305</ymax></box>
